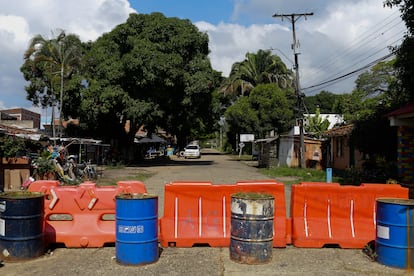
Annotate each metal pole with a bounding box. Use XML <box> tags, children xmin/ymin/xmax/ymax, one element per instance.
<box><xmin>272</xmin><ymin>12</ymin><xmax>313</xmax><ymax>168</ymax></box>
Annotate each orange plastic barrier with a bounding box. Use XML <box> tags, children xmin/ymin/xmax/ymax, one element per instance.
<box><xmin>291</xmin><ymin>182</ymin><xmax>408</xmax><ymax>248</ymax></box>
<box><xmin>159</xmin><ymin>180</ymin><xmax>287</xmax><ymax>248</ymax></box>
<box><xmin>28</xmin><ymin>180</ymin><xmax>147</xmax><ymax>247</ymax></box>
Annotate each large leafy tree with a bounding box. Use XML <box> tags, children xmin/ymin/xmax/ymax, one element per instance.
<box><xmin>225</xmin><ymin>83</ymin><xmax>295</xmax><ymax>147</ymax></box>
<box><xmin>81</xmin><ymin>13</ymin><xmax>218</xmax><ymax>156</ymax></box>
<box><xmin>333</xmin><ymin>59</ymin><xmax>397</xmax><ymax>122</ymax></box>
<box><xmin>304</xmin><ymin>91</ymin><xmax>341</xmax><ymax>113</ymax></box>
<box><xmin>332</xmin><ymin>59</ymin><xmax>399</xmax><ymax>177</ymax></box>
<box><xmin>221</xmin><ymin>49</ymin><xmax>294</xmax><ymax>98</ymax></box>
<box><xmin>384</xmin><ymin>0</ymin><xmax>414</xmax><ymax>104</ymax></box>
<box><xmin>21</xmin><ymin>30</ymin><xmax>83</xmax><ymax>137</ymax></box>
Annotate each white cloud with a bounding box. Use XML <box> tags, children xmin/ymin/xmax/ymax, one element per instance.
<box><xmin>197</xmin><ymin>22</ymin><xmax>292</xmax><ymax>77</ymax></box>
<box><xmin>0</xmin><ymin>0</ymin><xmax>407</xmax><ymax>113</ymax></box>
<box><xmin>200</xmin><ymin>0</ymin><xmax>405</xmax><ymax>95</ymax></box>
<box><xmin>0</xmin><ymin>0</ymin><xmax>134</xmax><ymax>110</ymax></box>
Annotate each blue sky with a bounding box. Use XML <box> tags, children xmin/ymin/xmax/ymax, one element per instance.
<box><xmin>0</xmin><ymin>0</ymin><xmax>406</xmax><ymax>125</ymax></box>
<box><xmin>130</xmin><ymin>0</ymin><xmax>235</xmax><ymax>25</ymax></box>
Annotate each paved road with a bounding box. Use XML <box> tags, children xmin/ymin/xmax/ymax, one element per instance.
<box><xmin>0</xmin><ymin>149</ymin><xmax>406</xmax><ymax>275</ymax></box>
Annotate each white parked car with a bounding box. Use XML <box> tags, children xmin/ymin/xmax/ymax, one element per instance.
<box><xmin>184</xmin><ymin>145</ymin><xmax>201</xmax><ymax>159</ymax></box>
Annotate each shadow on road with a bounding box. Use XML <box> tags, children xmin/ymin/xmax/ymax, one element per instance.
<box><xmin>131</xmin><ymin>156</ymin><xmax>214</xmax><ymax>167</ymax></box>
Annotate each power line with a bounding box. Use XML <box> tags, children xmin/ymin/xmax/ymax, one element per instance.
<box><xmin>300</xmin><ymin>11</ymin><xmax>405</xmax><ymax>92</ymax></box>
<box><xmin>303</xmin><ymin>35</ymin><xmax>403</xmax><ymax>93</ymax></box>
<box><xmin>305</xmin><ymin>10</ymin><xmax>402</xmax><ymax>80</ymax></box>
<box><xmin>302</xmin><ymin>51</ymin><xmax>395</xmax><ymax>93</ymax></box>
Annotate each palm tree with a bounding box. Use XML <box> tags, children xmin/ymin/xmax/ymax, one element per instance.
<box><xmin>24</xmin><ymin>30</ymin><xmax>82</xmax><ymax>138</ymax></box>
<box><xmin>221</xmin><ymin>49</ymin><xmax>294</xmax><ymax>97</ymax></box>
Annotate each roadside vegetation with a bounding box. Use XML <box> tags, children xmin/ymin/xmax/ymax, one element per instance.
<box><xmin>260</xmin><ymin>166</ymin><xmax>341</xmax><ymax>185</ymax></box>
<box><xmin>94</xmin><ymin>165</ymin><xmax>155</xmax><ymax>186</ymax></box>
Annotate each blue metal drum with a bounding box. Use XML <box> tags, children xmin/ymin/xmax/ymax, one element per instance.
<box><xmin>230</xmin><ymin>193</ymin><xmax>274</xmax><ymax>264</ymax></box>
<box><xmin>376</xmin><ymin>198</ymin><xmax>414</xmax><ymax>269</ymax></box>
<box><xmin>115</xmin><ymin>193</ymin><xmax>158</xmax><ymax>265</ymax></box>
<box><xmin>0</xmin><ymin>191</ymin><xmax>45</xmax><ymax>260</ymax></box>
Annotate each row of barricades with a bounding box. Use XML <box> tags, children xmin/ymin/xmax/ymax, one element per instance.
<box><xmin>27</xmin><ymin>180</ymin><xmax>408</xmax><ymax>249</ymax></box>
<box><xmin>158</xmin><ymin>181</ymin><xmax>408</xmax><ymax>248</ymax></box>
<box><xmin>28</xmin><ymin>180</ymin><xmax>147</xmax><ymax>247</ymax></box>
<box><xmin>158</xmin><ymin>180</ymin><xmax>287</xmax><ymax>247</ymax></box>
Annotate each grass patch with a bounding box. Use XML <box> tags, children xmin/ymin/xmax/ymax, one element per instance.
<box><xmin>95</xmin><ymin>170</ymin><xmax>155</xmax><ymax>186</ymax></box>
<box><xmin>102</xmin><ymin>164</ymin><xmax>126</xmax><ymax>170</ymax></box>
<box><xmin>260</xmin><ymin>166</ymin><xmax>342</xmax><ymax>185</ymax></box>
<box><xmin>230</xmin><ymin>154</ymin><xmax>255</xmax><ymax>161</ymax></box>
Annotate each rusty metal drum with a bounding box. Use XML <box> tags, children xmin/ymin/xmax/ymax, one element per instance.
<box><xmin>230</xmin><ymin>193</ymin><xmax>274</xmax><ymax>264</ymax></box>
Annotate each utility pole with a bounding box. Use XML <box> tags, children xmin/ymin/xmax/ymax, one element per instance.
<box><xmin>272</xmin><ymin>12</ymin><xmax>313</xmax><ymax>168</ymax></box>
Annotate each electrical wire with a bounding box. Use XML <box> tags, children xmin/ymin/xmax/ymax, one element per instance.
<box><xmin>302</xmin><ymin>51</ymin><xmax>395</xmax><ymax>93</ymax></box>
<box><xmin>299</xmin><ymin>10</ymin><xmax>405</xmax><ymax>93</ymax></box>
<box><xmin>304</xmin><ymin>10</ymin><xmax>403</xmax><ymax>79</ymax></box>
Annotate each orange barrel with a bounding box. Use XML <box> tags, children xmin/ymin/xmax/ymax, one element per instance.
<box><xmin>230</xmin><ymin>193</ymin><xmax>274</xmax><ymax>264</ymax></box>
<box><xmin>0</xmin><ymin>191</ymin><xmax>45</xmax><ymax>260</ymax></box>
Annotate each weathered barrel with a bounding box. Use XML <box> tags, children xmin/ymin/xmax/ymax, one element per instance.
<box><xmin>115</xmin><ymin>193</ymin><xmax>158</xmax><ymax>265</ymax></box>
<box><xmin>0</xmin><ymin>191</ymin><xmax>45</xmax><ymax>260</ymax></box>
<box><xmin>230</xmin><ymin>192</ymin><xmax>274</xmax><ymax>264</ymax></box>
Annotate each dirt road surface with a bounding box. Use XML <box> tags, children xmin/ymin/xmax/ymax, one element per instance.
<box><xmin>0</xmin><ymin>149</ymin><xmax>407</xmax><ymax>275</ymax></box>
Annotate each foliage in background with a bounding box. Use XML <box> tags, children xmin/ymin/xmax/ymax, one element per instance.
<box><xmin>0</xmin><ymin>136</ymin><xmax>26</xmax><ymax>158</ymax></box>
<box><xmin>225</xmin><ymin>83</ymin><xmax>295</xmax><ymax>148</ymax></box>
<box><xmin>32</xmin><ymin>150</ymin><xmax>56</xmax><ymax>177</ymax></box>
<box><xmin>304</xmin><ymin>91</ymin><xmax>342</xmax><ymax>113</ymax></box>
<box><xmin>261</xmin><ymin>166</ymin><xmax>341</xmax><ymax>185</ymax></box>
<box><xmin>384</xmin><ymin>0</ymin><xmax>414</xmax><ymax>104</ymax></box>
<box><xmin>304</xmin><ymin>107</ymin><xmax>330</xmax><ymax>138</ymax></box>
<box><xmin>220</xmin><ymin>49</ymin><xmax>294</xmax><ymax>98</ymax></box>
<box><xmin>79</xmin><ymin>13</ymin><xmax>219</xmax><ymax>154</ymax></box>
<box><xmin>333</xmin><ymin>60</ymin><xmax>397</xmax><ymax>123</ymax></box>
<box><xmin>21</xmin><ymin>30</ymin><xmax>83</xmax><ymax>138</ymax></box>
<box><xmin>339</xmin><ymin>155</ymin><xmax>398</xmax><ymax>185</ymax></box>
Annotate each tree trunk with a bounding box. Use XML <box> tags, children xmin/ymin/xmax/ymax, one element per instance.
<box><xmin>59</xmin><ymin>64</ymin><xmax>64</xmax><ymax>138</ymax></box>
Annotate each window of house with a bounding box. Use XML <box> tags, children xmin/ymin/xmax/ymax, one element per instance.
<box><xmin>336</xmin><ymin>137</ymin><xmax>344</xmax><ymax>157</ymax></box>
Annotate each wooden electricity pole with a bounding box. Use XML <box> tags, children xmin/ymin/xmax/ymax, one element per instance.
<box><xmin>272</xmin><ymin>12</ymin><xmax>313</xmax><ymax>168</ymax></box>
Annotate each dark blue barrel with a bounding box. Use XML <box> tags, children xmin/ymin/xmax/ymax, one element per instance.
<box><xmin>376</xmin><ymin>198</ymin><xmax>414</xmax><ymax>269</ymax></box>
<box><xmin>115</xmin><ymin>193</ymin><xmax>158</xmax><ymax>265</ymax></box>
<box><xmin>0</xmin><ymin>191</ymin><xmax>45</xmax><ymax>260</ymax></box>
<box><xmin>230</xmin><ymin>193</ymin><xmax>274</xmax><ymax>264</ymax></box>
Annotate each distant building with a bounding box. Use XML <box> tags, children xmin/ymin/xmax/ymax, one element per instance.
<box><xmin>43</xmin><ymin>117</ymin><xmax>80</xmax><ymax>137</ymax></box>
<box><xmin>0</xmin><ymin>108</ymin><xmax>41</xmax><ymax>129</ymax></box>
<box><xmin>303</xmin><ymin>114</ymin><xmax>344</xmax><ymax>130</ymax></box>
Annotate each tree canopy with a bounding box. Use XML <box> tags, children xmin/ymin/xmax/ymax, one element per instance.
<box><xmin>333</xmin><ymin>59</ymin><xmax>397</xmax><ymax>122</ymax></box>
<box><xmin>78</xmin><ymin>13</ymin><xmax>219</xmax><ymax>152</ymax></box>
<box><xmin>20</xmin><ymin>13</ymin><xmax>220</xmax><ymax>161</ymax></box>
<box><xmin>304</xmin><ymin>91</ymin><xmax>341</xmax><ymax>113</ymax></box>
<box><xmin>225</xmin><ymin>83</ymin><xmax>295</xmax><ymax>147</ymax></box>
<box><xmin>221</xmin><ymin>49</ymin><xmax>294</xmax><ymax>98</ymax></box>
<box><xmin>21</xmin><ymin>30</ymin><xmax>83</xmax><ymax>138</ymax></box>
<box><xmin>384</xmin><ymin>0</ymin><xmax>414</xmax><ymax>104</ymax></box>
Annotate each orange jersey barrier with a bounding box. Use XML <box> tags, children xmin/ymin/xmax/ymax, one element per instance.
<box><xmin>159</xmin><ymin>180</ymin><xmax>287</xmax><ymax>248</ymax></box>
<box><xmin>28</xmin><ymin>180</ymin><xmax>147</xmax><ymax>248</ymax></box>
<box><xmin>291</xmin><ymin>182</ymin><xmax>408</xmax><ymax>248</ymax></box>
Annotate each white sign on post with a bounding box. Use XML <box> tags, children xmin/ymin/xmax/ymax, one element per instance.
<box><xmin>240</xmin><ymin>134</ymin><xmax>255</xmax><ymax>142</ymax></box>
